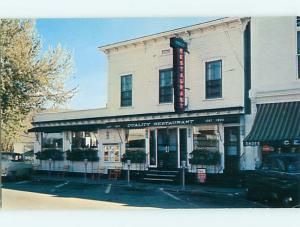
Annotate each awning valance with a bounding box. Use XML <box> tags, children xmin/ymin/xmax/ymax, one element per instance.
<box><xmin>244</xmin><ymin>102</ymin><xmax>300</xmax><ymax>146</ymax></box>
<box><xmin>29</xmin><ymin>114</ymin><xmax>242</xmax><ymax>133</ymax></box>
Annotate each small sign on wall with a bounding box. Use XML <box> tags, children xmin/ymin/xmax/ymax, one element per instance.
<box><xmin>197</xmin><ymin>168</ymin><xmax>207</xmax><ymax>183</ymax></box>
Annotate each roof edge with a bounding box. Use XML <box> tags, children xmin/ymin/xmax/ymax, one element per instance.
<box><xmin>98</xmin><ymin>17</ymin><xmax>246</xmax><ymax>52</ymax></box>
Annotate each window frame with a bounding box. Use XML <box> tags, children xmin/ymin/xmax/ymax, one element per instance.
<box><xmin>41</xmin><ymin>132</ymin><xmax>63</xmax><ymax>151</ymax></box>
<box><xmin>120</xmin><ymin>74</ymin><xmax>132</xmax><ymax>107</ymax></box>
<box><xmin>103</xmin><ymin>143</ymin><xmax>121</xmax><ymax>162</ymax></box>
<box><xmin>159</xmin><ymin>68</ymin><xmax>173</xmax><ymax>104</ymax></box>
<box><xmin>205</xmin><ymin>60</ymin><xmax>223</xmax><ymax>99</ymax></box>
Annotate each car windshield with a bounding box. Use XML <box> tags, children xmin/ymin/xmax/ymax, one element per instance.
<box><xmin>1</xmin><ymin>154</ymin><xmax>13</xmax><ymax>161</ymax></box>
<box><xmin>262</xmin><ymin>155</ymin><xmax>300</xmax><ymax>173</ymax></box>
<box><xmin>1</xmin><ymin>153</ymin><xmax>23</xmax><ymax>161</ymax></box>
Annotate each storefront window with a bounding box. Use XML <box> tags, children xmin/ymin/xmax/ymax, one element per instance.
<box><xmin>71</xmin><ymin>131</ymin><xmax>98</xmax><ymax>149</ymax></box>
<box><xmin>103</xmin><ymin>144</ymin><xmax>120</xmax><ymax>162</ymax></box>
<box><xmin>42</xmin><ymin>132</ymin><xmax>63</xmax><ymax>150</ymax></box>
<box><xmin>193</xmin><ymin>126</ymin><xmax>219</xmax><ymax>153</ymax></box>
<box><xmin>125</xmin><ymin>129</ymin><xmax>146</xmax><ymax>153</ymax></box>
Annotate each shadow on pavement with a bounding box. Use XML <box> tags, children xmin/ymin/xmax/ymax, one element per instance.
<box><xmin>3</xmin><ymin>179</ymin><xmax>199</xmax><ymax>209</ymax></box>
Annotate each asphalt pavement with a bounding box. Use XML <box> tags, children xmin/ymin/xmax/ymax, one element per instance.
<box><xmin>1</xmin><ymin>179</ymin><xmax>267</xmax><ymax>210</ymax></box>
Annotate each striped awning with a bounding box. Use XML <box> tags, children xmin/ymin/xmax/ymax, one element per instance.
<box><xmin>244</xmin><ymin>102</ymin><xmax>300</xmax><ymax>146</ymax></box>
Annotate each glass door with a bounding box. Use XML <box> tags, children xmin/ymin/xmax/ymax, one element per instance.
<box><xmin>224</xmin><ymin>127</ymin><xmax>240</xmax><ymax>174</ymax></box>
<box><xmin>157</xmin><ymin>128</ymin><xmax>178</xmax><ymax>169</ymax></box>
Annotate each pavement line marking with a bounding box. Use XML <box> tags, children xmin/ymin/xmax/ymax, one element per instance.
<box><xmin>54</xmin><ymin>181</ymin><xmax>69</xmax><ymax>189</ymax></box>
<box><xmin>105</xmin><ymin>184</ymin><xmax>112</xmax><ymax>194</ymax></box>
<box><xmin>16</xmin><ymin>181</ymin><xmax>30</xmax><ymax>184</ymax></box>
<box><xmin>159</xmin><ymin>188</ymin><xmax>181</xmax><ymax>201</ymax></box>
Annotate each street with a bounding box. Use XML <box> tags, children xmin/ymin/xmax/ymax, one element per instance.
<box><xmin>2</xmin><ymin>180</ymin><xmax>266</xmax><ymax>209</ymax></box>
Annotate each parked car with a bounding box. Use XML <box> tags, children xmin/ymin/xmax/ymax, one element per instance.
<box><xmin>245</xmin><ymin>153</ymin><xmax>300</xmax><ymax>207</ymax></box>
<box><xmin>1</xmin><ymin>152</ymin><xmax>33</xmax><ymax>180</ymax></box>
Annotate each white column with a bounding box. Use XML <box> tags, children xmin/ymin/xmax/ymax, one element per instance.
<box><xmin>96</xmin><ymin>129</ymin><xmax>102</xmax><ymax>168</ymax></box>
<box><xmin>218</xmin><ymin>124</ymin><xmax>225</xmax><ymax>173</ymax></box>
<box><xmin>33</xmin><ymin>132</ymin><xmax>42</xmax><ymax>165</ymax></box>
<box><xmin>33</xmin><ymin>132</ymin><xmax>42</xmax><ymax>154</ymax></box>
<box><xmin>63</xmin><ymin>131</ymin><xmax>72</xmax><ymax>151</ymax></box>
<box><xmin>187</xmin><ymin>126</ymin><xmax>193</xmax><ymax>171</ymax></box>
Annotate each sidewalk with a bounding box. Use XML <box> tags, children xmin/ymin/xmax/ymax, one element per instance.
<box><xmin>32</xmin><ymin>173</ymin><xmax>246</xmax><ymax>198</ymax></box>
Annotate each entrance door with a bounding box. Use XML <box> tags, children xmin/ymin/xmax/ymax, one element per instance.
<box><xmin>157</xmin><ymin>128</ymin><xmax>178</xmax><ymax>169</ymax></box>
<box><xmin>224</xmin><ymin>127</ymin><xmax>240</xmax><ymax>174</ymax></box>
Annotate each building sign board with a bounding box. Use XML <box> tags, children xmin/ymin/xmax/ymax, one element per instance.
<box><xmin>282</xmin><ymin>140</ymin><xmax>300</xmax><ymax>146</ymax></box>
<box><xmin>105</xmin><ymin>114</ymin><xmax>240</xmax><ymax>129</ymax></box>
<box><xmin>170</xmin><ymin>37</ymin><xmax>188</xmax><ymax>113</ymax></box>
<box><xmin>244</xmin><ymin>140</ymin><xmax>300</xmax><ymax>147</ymax></box>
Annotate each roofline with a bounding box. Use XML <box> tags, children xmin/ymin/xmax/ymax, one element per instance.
<box><xmin>32</xmin><ymin>106</ymin><xmax>244</xmax><ymax>124</ymax></box>
<box><xmin>98</xmin><ymin>17</ymin><xmax>247</xmax><ymax>52</ymax></box>
<box><xmin>35</xmin><ymin>107</ymin><xmax>107</xmax><ymax>116</ymax></box>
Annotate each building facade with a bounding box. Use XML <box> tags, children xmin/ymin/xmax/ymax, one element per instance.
<box><xmin>244</xmin><ymin>17</ymin><xmax>300</xmax><ymax>164</ymax></box>
<box><xmin>29</xmin><ymin>17</ymin><xmax>300</xmax><ymax>178</ymax></box>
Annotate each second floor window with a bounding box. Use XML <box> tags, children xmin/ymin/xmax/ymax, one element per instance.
<box><xmin>121</xmin><ymin>74</ymin><xmax>132</xmax><ymax>107</ymax></box>
<box><xmin>159</xmin><ymin>69</ymin><xmax>173</xmax><ymax>103</ymax></box>
<box><xmin>205</xmin><ymin>60</ymin><xmax>222</xmax><ymax>99</ymax></box>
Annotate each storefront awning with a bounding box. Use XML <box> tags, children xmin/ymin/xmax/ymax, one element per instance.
<box><xmin>244</xmin><ymin>102</ymin><xmax>300</xmax><ymax>146</ymax></box>
<box><xmin>28</xmin><ymin>124</ymin><xmax>99</xmax><ymax>133</ymax></box>
<box><xmin>29</xmin><ymin>114</ymin><xmax>242</xmax><ymax>133</ymax></box>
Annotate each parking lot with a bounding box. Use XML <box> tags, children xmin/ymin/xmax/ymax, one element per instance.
<box><xmin>2</xmin><ymin>179</ymin><xmax>267</xmax><ymax>209</ymax></box>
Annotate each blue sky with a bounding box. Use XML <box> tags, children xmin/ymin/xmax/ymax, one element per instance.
<box><xmin>36</xmin><ymin>17</ymin><xmax>218</xmax><ymax>110</ymax></box>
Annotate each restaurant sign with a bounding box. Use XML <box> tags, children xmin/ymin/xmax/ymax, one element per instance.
<box><xmin>105</xmin><ymin>114</ymin><xmax>240</xmax><ymax>129</ymax></box>
<box><xmin>170</xmin><ymin>37</ymin><xmax>188</xmax><ymax>114</ymax></box>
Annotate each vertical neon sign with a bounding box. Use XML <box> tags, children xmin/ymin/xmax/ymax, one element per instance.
<box><xmin>170</xmin><ymin>37</ymin><xmax>188</xmax><ymax>113</ymax></box>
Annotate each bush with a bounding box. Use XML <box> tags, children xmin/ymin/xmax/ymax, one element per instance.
<box><xmin>35</xmin><ymin>149</ymin><xmax>64</xmax><ymax>161</ymax></box>
<box><xmin>121</xmin><ymin>150</ymin><xmax>146</xmax><ymax>163</ymax></box>
<box><xmin>66</xmin><ymin>149</ymin><xmax>99</xmax><ymax>161</ymax></box>
<box><xmin>189</xmin><ymin>149</ymin><xmax>221</xmax><ymax>165</ymax></box>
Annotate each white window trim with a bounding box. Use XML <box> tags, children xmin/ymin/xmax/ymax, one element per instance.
<box><xmin>203</xmin><ymin>59</ymin><xmax>223</xmax><ymax>100</ymax></box>
<box><xmin>120</xmin><ymin>74</ymin><xmax>133</xmax><ymax>108</ymax></box>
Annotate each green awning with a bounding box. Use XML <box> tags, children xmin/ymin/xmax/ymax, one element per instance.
<box><xmin>244</xmin><ymin>102</ymin><xmax>300</xmax><ymax>146</ymax></box>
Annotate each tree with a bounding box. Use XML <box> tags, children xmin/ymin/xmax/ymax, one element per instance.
<box><xmin>0</xmin><ymin>19</ymin><xmax>76</xmax><ymax>151</ymax></box>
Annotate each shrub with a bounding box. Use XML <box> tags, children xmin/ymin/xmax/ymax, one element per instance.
<box><xmin>189</xmin><ymin>149</ymin><xmax>221</xmax><ymax>165</ymax></box>
<box><xmin>121</xmin><ymin>150</ymin><xmax>146</xmax><ymax>163</ymax></box>
<box><xmin>66</xmin><ymin>149</ymin><xmax>99</xmax><ymax>161</ymax></box>
<box><xmin>35</xmin><ymin>149</ymin><xmax>64</xmax><ymax>161</ymax></box>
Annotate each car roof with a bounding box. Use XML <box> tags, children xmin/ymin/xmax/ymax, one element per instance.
<box><xmin>1</xmin><ymin>152</ymin><xmax>22</xmax><ymax>155</ymax></box>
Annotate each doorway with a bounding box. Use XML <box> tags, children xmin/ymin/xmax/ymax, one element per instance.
<box><xmin>157</xmin><ymin>128</ymin><xmax>178</xmax><ymax>169</ymax></box>
<box><xmin>224</xmin><ymin>127</ymin><xmax>240</xmax><ymax>174</ymax></box>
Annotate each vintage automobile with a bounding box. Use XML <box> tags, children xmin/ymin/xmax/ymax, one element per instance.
<box><xmin>1</xmin><ymin>152</ymin><xmax>33</xmax><ymax>180</ymax></box>
<box><xmin>245</xmin><ymin>153</ymin><xmax>300</xmax><ymax>207</ymax></box>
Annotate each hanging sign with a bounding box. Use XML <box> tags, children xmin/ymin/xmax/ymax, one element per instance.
<box><xmin>170</xmin><ymin>37</ymin><xmax>188</xmax><ymax>113</ymax></box>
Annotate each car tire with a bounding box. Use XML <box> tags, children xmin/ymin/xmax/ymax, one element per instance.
<box><xmin>246</xmin><ymin>187</ymin><xmax>256</xmax><ymax>200</ymax></box>
<box><xmin>9</xmin><ymin>171</ymin><xmax>17</xmax><ymax>181</ymax></box>
<box><xmin>280</xmin><ymin>195</ymin><xmax>294</xmax><ymax>208</ymax></box>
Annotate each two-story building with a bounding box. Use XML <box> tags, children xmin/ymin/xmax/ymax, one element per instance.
<box><xmin>244</xmin><ymin>17</ymin><xmax>300</xmax><ymax>164</ymax></box>
<box><xmin>29</xmin><ymin>17</ymin><xmax>300</xmax><ymax>182</ymax></box>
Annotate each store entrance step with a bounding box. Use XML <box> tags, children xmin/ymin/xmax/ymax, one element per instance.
<box><xmin>140</xmin><ymin>169</ymin><xmax>181</xmax><ymax>184</ymax></box>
